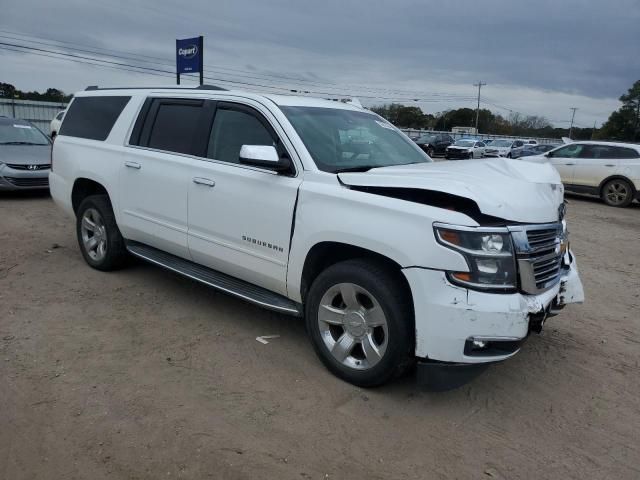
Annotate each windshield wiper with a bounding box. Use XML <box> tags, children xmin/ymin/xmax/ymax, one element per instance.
<box><xmin>334</xmin><ymin>166</ymin><xmax>374</xmax><ymax>173</ymax></box>
<box><xmin>0</xmin><ymin>141</ymin><xmax>46</xmax><ymax>145</ymax></box>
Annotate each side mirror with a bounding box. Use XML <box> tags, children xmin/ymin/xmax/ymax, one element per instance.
<box><xmin>239</xmin><ymin>145</ymin><xmax>291</xmax><ymax>172</ymax></box>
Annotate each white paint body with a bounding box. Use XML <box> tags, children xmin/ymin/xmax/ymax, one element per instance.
<box><xmin>50</xmin><ymin>88</ymin><xmax>584</xmax><ymax>365</ymax></box>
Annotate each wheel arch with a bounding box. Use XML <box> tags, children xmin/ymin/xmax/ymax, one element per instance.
<box><xmin>71</xmin><ymin>178</ymin><xmax>111</xmax><ymax>215</ymax></box>
<box><xmin>299</xmin><ymin>241</ymin><xmax>413</xmax><ymax>309</ymax></box>
<box><xmin>598</xmin><ymin>175</ymin><xmax>637</xmax><ymax>196</ymax></box>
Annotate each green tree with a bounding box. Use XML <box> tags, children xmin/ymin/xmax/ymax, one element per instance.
<box><xmin>596</xmin><ymin>80</ymin><xmax>640</xmax><ymax>141</ymax></box>
<box><xmin>370</xmin><ymin>103</ymin><xmax>434</xmax><ymax>129</ymax></box>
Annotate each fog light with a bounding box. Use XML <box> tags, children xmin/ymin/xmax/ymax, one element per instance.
<box><xmin>472</xmin><ymin>339</ymin><xmax>487</xmax><ymax>349</ymax></box>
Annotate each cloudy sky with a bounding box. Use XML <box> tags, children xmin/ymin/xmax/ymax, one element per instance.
<box><xmin>2</xmin><ymin>0</ymin><xmax>639</xmax><ymax>128</ymax></box>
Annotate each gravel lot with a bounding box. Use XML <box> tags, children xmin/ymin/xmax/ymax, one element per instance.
<box><xmin>1</xmin><ymin>192</ymin><xmax>639</xmax><ymax>480</ymax></box>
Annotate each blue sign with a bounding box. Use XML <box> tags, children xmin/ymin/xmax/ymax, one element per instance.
<box><xmin>176</xmin><ymin>36</ymin><xmax>203</xmax><ymax>75</ymax></box>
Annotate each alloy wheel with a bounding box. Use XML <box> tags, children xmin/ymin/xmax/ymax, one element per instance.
<box><xmin>317</xmin><ymin>283</ymin><xmax>389</xmax><ymax>370</ymax></box>
<box><xmin>80</xmin><ymin>208</ymin><xmax>108</xmax><ymax>262</ymax></box>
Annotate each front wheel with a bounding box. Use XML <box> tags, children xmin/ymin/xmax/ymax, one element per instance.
<box><xmin>601</xmin><ymin>178</ymin><xmax>634</xmax><ymax>207</ymax></box>
<box><xmin>305</xmin><ymin>259</ymin><xmax>414</xmax><ymax>387</ymax></box>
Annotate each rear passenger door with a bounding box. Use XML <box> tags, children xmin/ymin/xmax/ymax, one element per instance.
<box><xmin>572</xmin><ymin>145</ymin><xmax>615</xmax><ymax>188</ymax></box>
<box><xmin>187</xmin><ymin>101</ymin><xmax>302</xmax><ymax>296</ymax></box>
<box><xmin>120</xmin><ymin>98</ymin><xmax>210</xmax><ymax>259</ymax></box>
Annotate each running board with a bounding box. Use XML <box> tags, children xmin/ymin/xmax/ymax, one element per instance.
<box><xmin>126</xmin><ymin>241</ymin><xmax>302</xmax><ymax>316</ymax></box>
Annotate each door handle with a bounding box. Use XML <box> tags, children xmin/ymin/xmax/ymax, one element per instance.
<box><xmin>125</xmin><ymin>161</ymin><xmax>141</xmax><ymax>169</ymax></box>
<box><xmin>604</xmin><ymin>164</ymin><xmax>615</xmax><ymax>167</ymax></box>
<box><xmin>564</xmin><ymin>163</ymin><xmax>575</xmax><ymax>166</ymax></box>
<box><xmin>193</xmin><ymin>177</ymin><xmax>215</xmax><ymax>187</ymax></box>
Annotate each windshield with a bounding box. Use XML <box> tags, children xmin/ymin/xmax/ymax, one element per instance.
<box><xmin>453</xmin><ymin>140</ymin><xmax>475</xmax><ymax>147</ymax></box>
<box><xmin>490</xmin><ymin>139</ymin><xmax>512</xmax><ymax>147</ymax></box>
<box><xmin>281</xmin><ymin>106</ymin><xmax>430</xmax><ymax>173</ymax></box>
<box><xmin>0</xmin><ymin>123</ymin><xmax>50</xmax><ymax>145</ymax></box>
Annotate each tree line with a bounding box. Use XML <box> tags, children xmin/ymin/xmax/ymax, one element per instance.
<box><xmin>371</xmin><ymin>80</ymin><xmax>640</xmax><ymax>142</ymax></box>
<box><xmin>0</xmin><ymin>82</ymin><xmax>72</xmax><ymax>102</ymax></box>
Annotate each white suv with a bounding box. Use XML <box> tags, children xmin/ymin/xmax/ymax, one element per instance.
<box><xmin>522</xmin><ymin>141</ymin><xmax>640</xmax><ymax>207</ymax></box>
<box><xmin>50</xmin><ymin>86</ymin><xmax>584</xmax><ymax>388</ymax></box>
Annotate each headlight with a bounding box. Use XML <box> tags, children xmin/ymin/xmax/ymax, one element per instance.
<box><xmin>434</xmin><ymin>224</ymin><xmax>517</xmax><ymax>292</ymax></box>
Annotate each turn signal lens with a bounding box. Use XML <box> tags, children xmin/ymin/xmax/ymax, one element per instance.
<box><xmin>452</xmin><ymin>272</ymin><xmax>472</xmax><ymax>282</ymax></box>
<box><xmin>440</xmin><ymin>230</ymin><xmax>461</xmax><ymax>245</ymax></box>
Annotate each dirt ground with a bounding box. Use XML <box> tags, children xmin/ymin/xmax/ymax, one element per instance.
<box><xmin>1</xmin><ymin>192</ymin><xmax>639</xmax><ymax>480</ymax></box>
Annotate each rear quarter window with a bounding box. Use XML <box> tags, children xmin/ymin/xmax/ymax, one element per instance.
<box><xmin>59</xmin><ymin>96</ymin><xmax>130</xmax><ymax>141</ymax></box>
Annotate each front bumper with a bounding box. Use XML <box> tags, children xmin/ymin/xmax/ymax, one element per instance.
<box><xmin>403</xmin><ymin>250</ymin><xmax>584</xmax><ymax>363</ymax></box>
<box><xmin>0</xmin><ymin>164</ymin><xmax>50</xmax><ymax>190</ymax></box>
<box><xmin>445</xmin><ymin>149</ymin><xmax>472</xmax><ymax>159</ymax></box>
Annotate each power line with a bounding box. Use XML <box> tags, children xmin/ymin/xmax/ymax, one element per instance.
<box><xmin>0</xmin><ymin>29</ymin><xmax>478</xmax><ymax>101</ymax></box>
<box><xmin>0</xmin><ymin>40</ymin><xmax>480</xmax><ymax>104</ymax></box>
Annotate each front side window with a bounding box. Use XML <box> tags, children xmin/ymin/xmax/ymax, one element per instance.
<box><xmin>550</xmin><ymin>144</ymin><xmax>584</xmax><ymax>158</ymax></box>
<box><xmin>207</xmin><ymin>108</ymin><xmax>274</xmax><ymax>164</ymax></box>
<box><xmin>281</xmin><ymin>106</ymin><xmax>429</xmax><ymax>173</ymax></box>
<box><xmin>147</xmin><ymin>102</ymin><xmax>204</xmax><ymax>155</ymax></box>
<box><xmin>55</xmin><ymin>112</ymin><xmax>65</xmax><ymax>121</ymax></box>
<box><xmin>0</xmin><ymin>122</ymin><xmax>50</xmax><ymax>145</ymax></box>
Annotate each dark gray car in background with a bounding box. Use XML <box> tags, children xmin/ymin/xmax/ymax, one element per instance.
<box><xmin>0</xmin><ymin>117</ymin><xmax>52</xmax><ymax>190</ymax></box>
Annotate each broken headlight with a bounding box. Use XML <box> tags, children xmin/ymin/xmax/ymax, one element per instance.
<box><xmin>434</xmin><ymin>225</ymin><xmax>517</xmax><ymax>292</ymax></box>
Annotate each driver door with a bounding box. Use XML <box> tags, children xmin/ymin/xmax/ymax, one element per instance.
<box><xmin>546</xmin><ymin>143</ymin><xmax>586</xmax><ymax>184</ymax></box>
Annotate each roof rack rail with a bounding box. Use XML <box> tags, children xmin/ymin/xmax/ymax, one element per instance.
<box><xmin>84</xmin><ymin>85</ymin><xmax>228</xmax><ymax>91</ymax></box>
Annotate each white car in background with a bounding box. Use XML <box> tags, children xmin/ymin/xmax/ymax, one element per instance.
<box><xmin>444</xmin><ymin>139</ymin><xmax>486</xmax><ymax>159</ymax></box>
<box><xmin>520</xmin><ymin>141</ymin><xmax>640</xmax><ymax>207</ymax></box>
<box><xmin>50</xmin><ymin>110</ymin><xmax>65</xmax><ymax>138</ymax></box>
<box><xmin>484</xmin><ymin>139</ymin><xmax>526</xmax><ymax>158</ymax></box>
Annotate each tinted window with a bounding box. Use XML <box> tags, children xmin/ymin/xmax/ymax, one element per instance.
<box><xmin>147</xmin><ymin>102</ymin><xmax>204</xmax><ymax>155</ymax></box>
<box><xmin>477</xmin><ymin>142</ymin><xmax>485</xmax><ymax>147</ymax></box>
<box><xmin>580</xmin><ymin>145</ymin><xmax>614</xmax><ymax>159</ymax></box>
<box><xmin>55</xmin><ymin>112</ymin><xmax>65</xmax><ymax>121</ymax></box>
<box><xmin>208</xmin><ymin>108</ymin><xmax>274</xmax><ymax>164</ymax></box>
<box><xmin>59</xmin><ymin>96</ymin><xmax>130</xmax><ymax>141</ymax></box>
<box><xmin>612</xmin><ymin>146</ymin><xmax>640</xmax><ymax>159</ymax></box>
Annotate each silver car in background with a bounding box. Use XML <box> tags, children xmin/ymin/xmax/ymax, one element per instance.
<box><xmin>0</xmin><ymin>117</ymin><xmax>52</xmax><ymax>190</ymax></box>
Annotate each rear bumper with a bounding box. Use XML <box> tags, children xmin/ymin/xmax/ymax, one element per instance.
<box><xmin>403</xmin><ymin>250</ymin><xmax>584</xmax><ymax>364</ymax></box>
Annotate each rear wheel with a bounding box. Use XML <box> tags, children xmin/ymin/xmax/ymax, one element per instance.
<box><xmin>601</xmin><ymin>178</ymin><xmax>634</xmax><ymax>207</ymax></box>
<box><xmin>305</xmin><ymin>259</ymin><xmax>414</xmax><ymax>387</ymax></box>
<box><xmin>76</xmin><ymin>195</ymin><xmax>128</xmax><ymax>270</ymax></box>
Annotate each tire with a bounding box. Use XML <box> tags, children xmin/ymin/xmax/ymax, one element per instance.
<box><xmin>427</xmin><ymin>146</ymin><xmax>435</xmax><ymax>157</ymax></box>
<box><xmin>601</xmin><ymin>178</ymin><xmax>634</xmax><ymax>207</ymax></box>
<box><xmin>76</xmin><ymin>195</ymin><xmax>128</xmax><ymax>271</ymax></box>
<box><xmin>305</xmin><ymin>259</ymin><xmax>414</xmax><ymax>387</ymax></box>
<box><xmin>507</xmin><ymin>152</ymin><xmax>512</xmax><ymax>158</ymax></box>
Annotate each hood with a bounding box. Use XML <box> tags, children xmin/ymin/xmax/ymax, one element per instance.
<box><xmin>0</xmin><ymin>144</ymin><xmax>51</xmax><ymax>165</ymax></box>
<box><xmin>515</xmin><ymin>155</ymin><xmax>548</xmax><ymax>164</ymax></box>
<box><xmin>338</xmin><ymin>158</ymin><xmax>564</xmax><ymax>224</ymax></box>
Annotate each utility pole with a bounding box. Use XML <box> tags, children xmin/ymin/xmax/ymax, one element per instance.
<box><xmin>569</xmin><ymin>107</ymin><xmax>578</xmax><ymax>139</ymax></box>
<box><xmin>474</xmin><ymin>82</ymin><xmax>486</xmax><ymax>134</ymax></box>
<box><xmin>591</xmin><ymin>120</ymin><xmax>597</xmax><ymax>140</ymax></box>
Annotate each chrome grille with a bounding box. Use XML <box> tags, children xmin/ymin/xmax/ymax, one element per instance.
<box><xmin>509</xmin><ymin>223</ymin><xmax>564</xmax><ymax>294</ymax></box>
<box><xmin>6</xmin><ymin>163</ymin><xmax>51</xmax><ymax>170</ymax></box>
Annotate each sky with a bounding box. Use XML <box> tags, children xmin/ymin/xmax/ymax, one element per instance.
<box><xmin>1</xmin><ymin>0</ymin><xmax>639</xmax><ymax>129</ymax></box>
